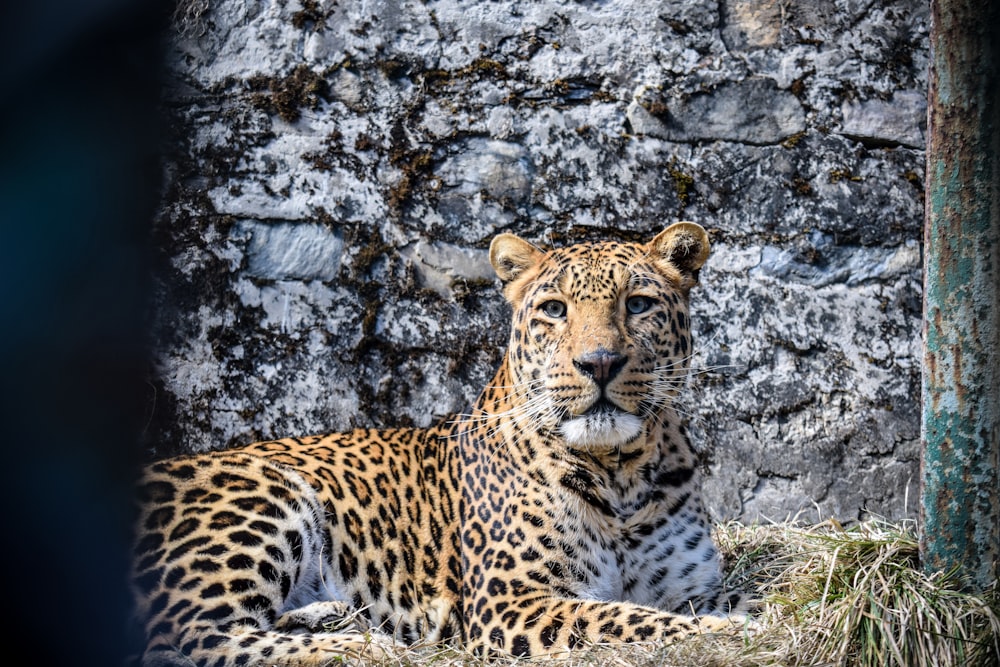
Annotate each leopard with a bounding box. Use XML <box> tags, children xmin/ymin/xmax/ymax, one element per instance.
<box><xmin>132</xmin><ymin>221</ymin><xmax>747</xmax><ymax>666</ymax></box>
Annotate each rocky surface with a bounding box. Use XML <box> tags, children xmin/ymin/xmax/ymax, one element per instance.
<box><xmin>149</xmin><ymin>0</ymin><xmax>928</xmax><ymax>523</ymax></box>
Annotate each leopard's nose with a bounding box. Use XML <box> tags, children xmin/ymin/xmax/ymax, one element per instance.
<box><xmin>573</xmin><ymin>348</ymin><xmax>627</xmax><ymax>388</ymax></box>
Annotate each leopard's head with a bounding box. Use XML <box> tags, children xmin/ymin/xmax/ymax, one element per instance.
<box><xmin>489</xmin><ymin>223</ymin><xmax>710</xmax><ymax>449</ymax></box>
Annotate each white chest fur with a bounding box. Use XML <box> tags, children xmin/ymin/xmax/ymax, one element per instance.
<box><xmin>569</xmin><ymin>493</ymin><xmax>723</xmax><ymax>613</ymax></box>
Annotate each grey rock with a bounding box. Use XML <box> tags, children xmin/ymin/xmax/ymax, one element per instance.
<box><xmin>240</xmin><ymin>221</ymin><xmax>343</xmax><ymax>282</ymax></box>
<box><xmin>753</xmin><ymin>233</ymin><xmax>921</xmax><ymax>287</ymax></box>
<box><xmin>399</xmin><ymin>241</ymin><xmax>494</xmax><ymax>298</ymax></box>
<box><xmin>840</xmin><ymin>90</ymin><xmax>927</xmax><ymax>148</ymax></box>
<box><xmin>629</xmin><ymin>78</ymin><xmax>807</xmax><ymax>144</ymax></box>
<box><xmin>449</xmin><ymin>140</ymin><xmax>534</xmax><ymax>204</ymax></box>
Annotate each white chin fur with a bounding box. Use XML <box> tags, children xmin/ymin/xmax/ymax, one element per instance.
<box><xmin>560</xmin><ymin>412</ymin><xmax>644</xmax><ymax>448</ymax></box>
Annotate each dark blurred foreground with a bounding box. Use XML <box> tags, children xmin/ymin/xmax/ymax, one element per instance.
<box><xmin>0</xmin><ymin>1</ymin><xmax>166</xmax><ymax>664</ymax></box>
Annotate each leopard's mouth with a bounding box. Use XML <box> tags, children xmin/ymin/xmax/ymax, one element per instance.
<box><xmin>581</xmin><ymin>397</ymin><xmax>626</xmax><ymax>417</ymax></box>
<box><xmin>560</xmin><ymin>398</ymin><xmax>644</xmax><ymax>448</ymax></box>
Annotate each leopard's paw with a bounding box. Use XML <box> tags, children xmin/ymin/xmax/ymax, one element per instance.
<box><xmin>693</xmin><ymin>613</ymin><xmax>761</xmax><ymax>635</ymax></box>
<box><xmin>275</xmin><ymin>600</ymin><xmax>360</xmax><ymax>633</ymax></box>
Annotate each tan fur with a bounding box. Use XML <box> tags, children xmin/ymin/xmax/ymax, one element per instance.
<box><xmin>132</xmin><ymin>223</ymin><xmax>745</xmax><ymax>666</ymax></box>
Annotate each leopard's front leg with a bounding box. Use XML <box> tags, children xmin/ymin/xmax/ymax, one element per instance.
<box><xmin>464</xmin><ymin>593</ymin><xmax>746</xmax><ymax>657</ymax></box>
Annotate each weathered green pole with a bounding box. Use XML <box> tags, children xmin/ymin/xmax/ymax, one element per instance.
<box><xmin>921</xmin><ymin>0</ymin><xmax>1000</xmax><ymax>591</ymax></box>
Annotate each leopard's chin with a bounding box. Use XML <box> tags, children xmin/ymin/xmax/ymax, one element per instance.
<box><xmin>560</xmin><ymin>406</ymin><xmax>644</xmax><ymax>448</ymax></box>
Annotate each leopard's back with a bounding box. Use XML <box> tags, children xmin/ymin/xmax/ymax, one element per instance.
<box><xmin>133</xmin><ymin>426</ymin><xmax>461</xmax><ymax>666</ymax></box>
<box><xmin>134</xmin><ymin>451</ymin><xmax>332</xmax><ymax>664</ymax></box>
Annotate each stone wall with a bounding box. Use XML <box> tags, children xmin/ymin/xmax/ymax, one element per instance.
<box><xmin>148</xmin><ymin>0</ymin><xmax>928</xmax><ymax>523</ymax></box>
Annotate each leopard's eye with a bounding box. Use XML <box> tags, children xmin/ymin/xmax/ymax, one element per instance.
<box><xmin>626</xmin><ymin>295</ymin><xmax>653</xmax><ymax>315</ymax></box>
<box><xmin>540</xmin><ymin>300</ymin><xmax>567</xmax><ymax>318</ymax></box>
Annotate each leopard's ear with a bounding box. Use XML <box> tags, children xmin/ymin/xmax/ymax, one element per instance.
<box><xmin>489</xmin><ymin>233</ymin><xmax>544</xmax><ymax>284</ymax></box>
<box><xmin>647</xmin><ymin>222</ymin><xmax>711</xmax><ymax>284</ymax></box>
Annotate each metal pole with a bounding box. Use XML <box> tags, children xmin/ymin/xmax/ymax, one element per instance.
<box><xmin>921</xmin><ymin>0</ymin><xmax>1000</xmax><ymax>591</ymax></box>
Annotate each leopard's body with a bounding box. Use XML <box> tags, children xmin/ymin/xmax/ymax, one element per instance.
<box><xmin>133</xmin><ymin>223</ymin><xmax>746</xmax><ymax>666</ymax></box>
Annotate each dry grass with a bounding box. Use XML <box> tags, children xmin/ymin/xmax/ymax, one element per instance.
<box><xmin>337</xmin><ymin>519</ymin><xmax>998</xmax><ymax>667</ymax></box>
<box><xmin>715</xmin><ymin>519</ymin><xmax>1000</xmax><ymax>667</ymax></box>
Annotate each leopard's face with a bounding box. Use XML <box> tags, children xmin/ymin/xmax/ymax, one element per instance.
<box><xmin>489</xmin><ymin>223</ymin><xmax>710</xmax><ymax>449</ymax></box>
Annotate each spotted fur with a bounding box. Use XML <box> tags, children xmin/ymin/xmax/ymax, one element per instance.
<box><xmin>132</xmin><ymin>223</ymin><xmax>746</xmax><ymax>666</ymax></box>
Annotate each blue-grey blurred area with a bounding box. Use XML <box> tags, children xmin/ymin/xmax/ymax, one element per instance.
<box><xmin>0</xmin><ymin>1</ymin><xmax>165</xmax><ymax>664</ymax></box>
